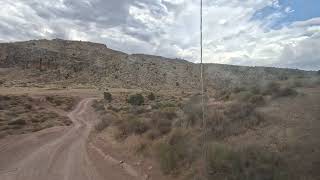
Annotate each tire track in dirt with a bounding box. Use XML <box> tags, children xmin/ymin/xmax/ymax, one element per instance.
<box><xmin>0</xmin><ymin>98</ymin><xmax>141</xmax><ymax>180</ymax></box>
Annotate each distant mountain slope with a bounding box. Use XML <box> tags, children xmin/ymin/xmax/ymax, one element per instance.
<box><xmin>0</xmin><ymin>39</ymin><xmax>315</xmax><ymax>90</ymax></box>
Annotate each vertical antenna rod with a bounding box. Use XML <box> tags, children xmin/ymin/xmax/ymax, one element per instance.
<box><xmin>200</xmin><ymin>0</ymin><xmax>207</xmax><ymax>178</ymax></box>
<box><xmin>200</xmin><ymin>0</ymin><xmax>204</xmax><ymax>125</ymax></box>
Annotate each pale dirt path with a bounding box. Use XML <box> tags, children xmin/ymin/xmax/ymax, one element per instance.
<box><xmin>0</xmin><ymin>98</ymin><xmax>140</xmax><ymax>180</ymax></box>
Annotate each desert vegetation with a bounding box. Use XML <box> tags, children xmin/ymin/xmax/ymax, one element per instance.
<box><xmin>90</xmin><ymin>91</ymin><xmax>270</xmax><ymax>178</ymax></box>
<box><xmin>127</xmin><ymin>93</ymin><xmax>145</xmax><ymax>106</ymax></box>
<box><xmin>91</xmin><ymin>74</ymin><xmax>320</xmax><ymax>180</ymax></box>
<box><xmin>0</xmin><ymin>39</ymin><xmax>319</xmax><ymax>180</ymax></box>
<box><xmin>45</xmin><ymin>95</ymin><xmax>78</xmax><ymax>111</ymax></box>
<box><xmin>0</xmin><ymin>95</ymin><xmax>72</xmax><ymax>138</ymax></box>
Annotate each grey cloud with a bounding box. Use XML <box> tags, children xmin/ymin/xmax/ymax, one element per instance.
<box><xmin>292</xmin><ymin>17</ymin><xmax>320</xmax><ymax>27</ymax></box>
<box><xmin>275</xmin><ymin>37</ymin><xmax>320</xmax><ymax>70</ymax></box>
<box><xmin>29</xmin><ymin>0</ymin><xmax>131</xmax><ymax>27</ymax></box>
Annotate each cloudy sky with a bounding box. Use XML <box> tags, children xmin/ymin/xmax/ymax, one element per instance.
<box><xmin>0</xmin><ymin>0</ymin><xmax>319</xmax><ymax>70</ymax></box>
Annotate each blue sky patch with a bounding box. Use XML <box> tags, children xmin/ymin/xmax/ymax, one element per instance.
<box><xmin>252</xmin><ymin>0</ymin><xmax>320</xmax><ymax>29</ymax></box>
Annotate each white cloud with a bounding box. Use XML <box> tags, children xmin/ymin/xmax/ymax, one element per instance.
<box><xmin>284</xmin><ymin>6</ymin><xmax>294</xmax><ymax>14</ymax></box>
<box><xmin>0</xmin><ymin>0</ymin><xmax>319</xmax><ymax>70</ymax></box>
<box><xmin>292</xmin><ymin>17</ymin><xmax>320</xmax><ymax>27</ymax></box>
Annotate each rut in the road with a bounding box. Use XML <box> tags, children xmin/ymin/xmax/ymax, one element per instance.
<box><xmin>0</xmin><ymin>98</ymin><xmax>140</xmax><ymax>180</ymax></box>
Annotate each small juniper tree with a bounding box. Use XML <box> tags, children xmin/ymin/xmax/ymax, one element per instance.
<box><xmin>128</xmin><ymin>94</ymin><xmax>144</xmax><ymax>106</ymax></box>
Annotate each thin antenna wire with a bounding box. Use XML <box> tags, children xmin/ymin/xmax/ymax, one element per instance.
<box><xmin>200</xmin><ymin>0</ymin><xmax>205</xmax><ymax>127</ymax></box>
<box><xmin>200</xmin><ymin>0</ymin><xmax>208</xmax><ymax>178</ymax></box>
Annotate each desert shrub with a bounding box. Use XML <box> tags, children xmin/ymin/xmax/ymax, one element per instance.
<box><xmin>262</xmin><ymin>82</ymin><xmax>297</xmax><ymax>98</ymax></box>
<box><xmin>183</xmin><ymin>95</ymin><xmax>203</xmax><ymax>126</ymax></box>
<box><xmin>155</xmin><ymin>129</ymin><xmax>195</xmax><ymax>174</ymax></box>
<box><xmin>45</xmin><ymin>95</ymin><xmax>76</xmax><ymax>111</ymax></box>
<box><xmin>156</xmin><ymin>142</ymin><xmax>177</xmax><ymax>174</ymax></box>
<box><xmin>129</xmin><ymin>118</ymin><xmax>148</xmax><ymax>134</ymax></box>
<box><xmin>158</xmin><ymin>107</ymin><xmax>177</xmax><ymax>120</ymax></box>
<box><xmin>146</xmin><ymin>129</ymin><xmax>160</xmax><ymax>140</ymax></box>
<box><xmin>225</xmin><ymin>102</ymin><xmax>254</xmax><ymax>120</ymax></box>
<box><xmin>147</xmin><ymin>92</ymin><xmax>156</xmax><ymax>101</ymax></box>
<box><xmin>250</xmin><ymin>86</ymin><xmax>261</xmax><ymax>95</ymax></box>
<box><xmin>8</xmin><ymin>119</ymin><xmax>26</xmax><ymax>126</ymax></box>
<box><xmin>128</xmin><ymin>94</ymin><xmax>144</xmax><ymax>106</ymax></box>
<box><xmin>129</xmin><ymin>106</ymin><xmax>147</xmax><ymax>114</ymax></box>
<box><xmin>103</xmin><ymin>92</ymin><xmax>112</xmax><ymax>102</ymax></box>
<box><xmin>263</xmin><ymin>81</ymin><xmax>281</xmax><ymax>95</ymax></box>
<box><xmin>92</xmin><ymin>100</ymin><xmax>106</xmax><ymax>112</ymax></box>
<box><xmin>206</xmin><ymin>144</ymin><xmax>289</xmax><ymax>180</ymax></box>
<box><xmin>206</xmin><ymin>102</ymin><xmax>264</xmax><ymax>138</ymax></box>
<box><xmin>249</xmin><ymin>95</ymin><xmax>265</xmax><ymax>106</ymax></box>
<box><xmin>147</xmin><ymin>109</ymin><xmax>176</xmax><ymax>139</ymax></box>
<box><xmin>107</xmin><ymin>105</ymin><xmax>120</xmax><ymax>112</ymax></box>
<box><xmin>95</xmin><ymin>116</ymin><xmax>111</xmax><ymax>131</ymax></box>
<box><xmin>152</xmin><ymin>100</ymin><xmax>176</xmax><ymax>109</ymax></box>
<box><xmin>24</xmin><ymin>104</ymin><xmax>33</xmax><ymax>110</ymax></box>
<box><xmin>207</xmin><ymin>110</ymin><xmax>228</xmax><ymax>138</ymax></box>
<box><xmin>232</xmin><ymin>86</ymin><xmax>246</xmax><ymax>93</ymax></box>
<box><xmin>237</xmin><ymin>91</ymin><xmax>254</xmax><ymax>101</ymax></box>
<box><xmin>134</xmin><ymin>140</ymin><xmax>149</xmax><ymax>155</ymax></box>
<box><xmin>153</xmin><ymin>116</ymin><xmax>172</xmax><ymax>134</ymax></box>
<box><xmin>291</xmin><ymin>80</ymin><xmax>303</xmax><ymax>88</ymax></box>
<box><xmin>118</xmin><ymin>117</ymin><xmax>148</xmax><ymax>137</ymax></box>
<box><xmin>217</xmin><ymin>89</ymin><xmax>232</xmax><ymax>101</ymax></box>
<box><xmin>273</xmin><ymin>87</ymin><xmax>297</xmax><ymax>98</ymax></box>
<box><xmin>279</xmin><ymin>74</ymin><xmax>289</xmax><ymax>81</ymax></box>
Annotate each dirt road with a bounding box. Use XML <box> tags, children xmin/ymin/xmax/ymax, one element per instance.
<box><xmin>0</xmin><ymin>98</ymin><xmax>139</xmax><ymax>180</ymax></box>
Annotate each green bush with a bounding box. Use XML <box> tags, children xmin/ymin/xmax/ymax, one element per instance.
<box><xmin>104</xmin><ymin>92</ymin><xmax>112</xmax><ymax>102</ymax></box>
<box><xmin>128</xmin><ymin>94</ymin><xmax>144</xmax><ymax>106</ymax></box>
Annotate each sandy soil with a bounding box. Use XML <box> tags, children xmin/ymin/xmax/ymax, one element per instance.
<box><xmin>0</xmin><ymin>97</ymin><xmax>143</xmax><ymax>180</ymax></box>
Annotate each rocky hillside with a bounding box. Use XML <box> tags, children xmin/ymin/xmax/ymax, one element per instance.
<box><xmin>0</xmin><ymin>39</ymin><xmax>315</xmax><ymax>90</ymax></box>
